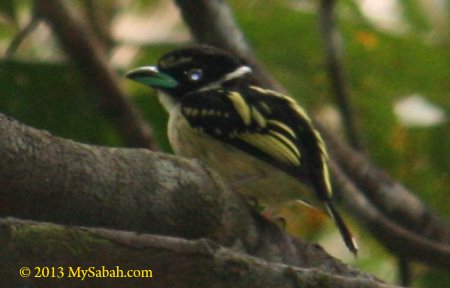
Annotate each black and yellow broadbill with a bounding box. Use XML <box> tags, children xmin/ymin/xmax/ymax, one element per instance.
<box><xmin>126</xmin><ymin>46</ymin><xmax>358</xmax><ymax>255</ymax></box>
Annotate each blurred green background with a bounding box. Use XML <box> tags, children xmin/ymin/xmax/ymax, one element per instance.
<box><xmin>0</xmin><ymin>0</ymin><xmax>448</xmax><ymax>286</ymax></box>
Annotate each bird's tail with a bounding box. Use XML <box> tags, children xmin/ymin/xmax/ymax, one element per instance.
<box><xmin>325</xmin><ymin>201</ymin><xmax>358</xmax><ymax>255</ymax></box>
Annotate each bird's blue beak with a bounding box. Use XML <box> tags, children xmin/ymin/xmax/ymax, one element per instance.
<box><xmin>126</xmin><ymin>66</ymin><xmax>178</xmax><ymax>89</ymax></box>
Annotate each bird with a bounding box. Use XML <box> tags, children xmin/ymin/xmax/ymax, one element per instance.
<box><xmin>126</xmin><ymin>45</ymin><xmax>358</xmax><ymax>255</ymax></box>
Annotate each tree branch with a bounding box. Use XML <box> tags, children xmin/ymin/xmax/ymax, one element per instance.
<box><xmin>34</xmin><ymin>0</ymin><xmax>158</xmax><ymax>149</ymax></box>
<box><xmin>322</xmin><ymin>127</ymin><xmax>450</xmax><ymax>245</ymax></box>
<box><xmin>318</xmin><ymin>0</ymin><xmax>364</xmax><ymax>150</ymax></box>
<box><xmin>0</xmin><ymin>113</ymin><xmax>374</xmax><ymax>277</ymax></box>
<box><xmin>3</xmin><ymin>11</ymin><xmax>41</xmax><ymax>59</ymax></box>
<box><xmin>329</xmin><ymin>159</ymin><xmax>450</xmax><ymax>269</ymax></box>
<box><xmin>1</xmin><ymin>218</ymin><xmax>398</xmax><ymax>288</ymax></box>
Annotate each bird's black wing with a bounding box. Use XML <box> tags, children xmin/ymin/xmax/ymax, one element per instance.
<box><xmin>181</xmin><ymin>86</ymin><xmax>358</xmax><ymax>254</ymax></box>
<box><xmin>180</xmin><ymin>86</ymin><xmax>331</xmax><ymax>199</ymax></box>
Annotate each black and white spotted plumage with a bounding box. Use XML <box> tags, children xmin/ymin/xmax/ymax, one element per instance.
<box><xmin>126</xmin><ymin>45</ymin><xmax>358</xmax><ymax>255</ymax></box>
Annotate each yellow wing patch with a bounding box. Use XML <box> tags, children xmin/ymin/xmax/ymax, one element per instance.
<box><xmin>228</xmin><ymin>91</ymin><xmax>251</xmax><ymax>125</ymax></box>
<box><xmin>268</xmin><ymin>130</ymin><xmax>301</xmax><ymax>160</ymax></box>
<box><xmin>267</xmin><ymin>119</ymin><xmax>296</xmax><ymax>139</ymax></box>
<box><xmin>289</xmin><ymin>102</ymin><xmax>312</xmax><ymax>125</ymax></box>
<box><xmin>313</xmin><ymin>129</ymin><xmax>332</xmax><ymax>196</ymax></box>
<box><xmin>250</xmin><ymin>85</ymin><xmax>312</xmax><ymax>123</ymax></box>
<box><xmin>238</xmin><ymin>133</ymin><xmax>300</xmax><ymax>166</ymax></box>
<box><xmin>251</xmin><ymin>106</ymin><xmax>267</xmax><ymax>128</ymax></box>
<box><xmin>249</xmin><ymin>85</ymin><xmax>332</xmax><ymax>196</ymax></box>
<box><xmin>249</xmin><ymin>86</ymin><xmax>285</xmax><ymax>98</ymax></box>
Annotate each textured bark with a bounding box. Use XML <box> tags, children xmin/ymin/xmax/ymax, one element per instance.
<box><xmin>1</xmin><ymin>218</ymin><xmax>398</xmax><ymax>288</ymax></box>
<box><xmin>0</xmin><ymin>113</ymin><xmax>370</xmax><ymax>276</ymax></box>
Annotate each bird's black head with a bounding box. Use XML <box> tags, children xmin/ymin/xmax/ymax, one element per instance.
<box><xmin>126</xmin><ymin>46</ymin><xmax>251</xmax><ymax>98</ymax></box>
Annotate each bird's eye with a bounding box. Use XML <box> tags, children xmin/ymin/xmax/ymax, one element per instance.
<box><xmin>187</xmin><ymin>69</ymin><xmax>203</xmax><ymax>82</ymax></box>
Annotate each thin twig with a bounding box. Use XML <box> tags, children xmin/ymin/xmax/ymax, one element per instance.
<box><xmin>4</xmin><ymin>13</ymin><xmax>40</xmax><ymax>59</ymax></box>
<box><xmin>318</xmin><ymin>0</ymin><xmax>364</xmax><ymax>150</ymax></box>
<box><xmin>34</xmin><ymin>0</ymin><xmax>159</xmax><ymax>150</ymax></box>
